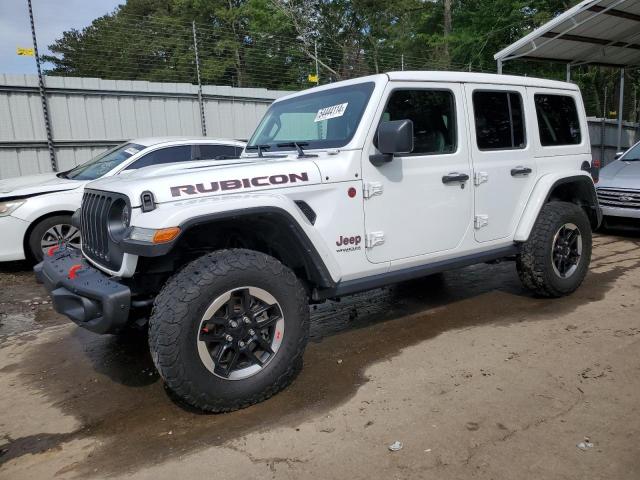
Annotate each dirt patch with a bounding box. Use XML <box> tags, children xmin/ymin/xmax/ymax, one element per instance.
<box><xmin>1</xmin><ymin>233</ymin><xmax>639</xmax><ymax>478</ymax></box>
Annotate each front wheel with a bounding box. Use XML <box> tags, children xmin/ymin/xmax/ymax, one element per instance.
<box><xmin>148</xmin><ymin>249</ymin><xmax>309</xmax><ymax>412</ymax></box>
<box><xmin>27</xmin><ymin>215</ymin><xmax>81</xmax><ymax>262</ymax></box>
<box><xmin>517</xmin><ymin>201</ymin><xmax>592</xmax><ymax>298</ymax></box>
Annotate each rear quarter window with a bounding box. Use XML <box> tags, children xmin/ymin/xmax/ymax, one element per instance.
<box><xmin>534</xmin><ymin>94</ymin><xmax>582</xmax><ymax>146</ymax></box>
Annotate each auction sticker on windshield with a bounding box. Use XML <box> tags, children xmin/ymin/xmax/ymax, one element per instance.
<box><xmin>124</xmin><ymin>147</ymin><xmax>141</xmax><ymax>155</ymax></box>
<box><xmin>315</xmin><ymin>103</ymin><xmax>348</xmax><ymax>122</ymax></box>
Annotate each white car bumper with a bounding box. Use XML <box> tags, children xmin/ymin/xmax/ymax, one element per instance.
<box><xmin>0</xmin><ymin>215</ymin><xmax>29</xmax><ymax>261</ymax></box>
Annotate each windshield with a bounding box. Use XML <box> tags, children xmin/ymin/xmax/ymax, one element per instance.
<box><xmin>247</xmin><ymin>82</ymin><xmax>375</xmax><ymax>152</ymax></box>
<box><xmin>621</xmin><ymin>142</ymin><xmax>640</xmax><ymax>161</ymax></box>
<box><xmin>63</xmin><ymin>143</ymin><xmax>145</xmax><ymax>180</ymax></box>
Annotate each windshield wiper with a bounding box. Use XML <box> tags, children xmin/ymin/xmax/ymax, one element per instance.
<box><xmin>245</xmin><ymin>144</ymin><xmax>271</xmax><ymax>158</ymax></box>
<box><xmin>56</xmin><ymin>171</ymin><xmax>70</xmax><ymax>179</ymax></box>
<box><xmin>276</xmin><ymin>141</ymin><xmax>318</xmax><ymax>158</ymax></box>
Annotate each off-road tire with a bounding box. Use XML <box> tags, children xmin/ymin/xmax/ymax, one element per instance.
<box><xmin>517</xmin><ymin>201</ymin><xmax>592</xmax><ymax>298</ymax></box>
<box><xmin>27</xmin><ymin>214</ymin><xmax>74</xmax><ymax>262</ymax></box>
<box><xmin>148</xmin><ymin>249</ymin><xmax>309</xmax><ymax>412</ymax></box>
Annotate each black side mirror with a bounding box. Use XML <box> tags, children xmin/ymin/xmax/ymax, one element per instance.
<box><xmin>370</xmin><ymin>119</ymin><xmax>414</xmax><ymax>166</ymax></box>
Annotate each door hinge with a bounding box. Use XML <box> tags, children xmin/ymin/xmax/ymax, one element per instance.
<box><xmin>474</xmin><ymin>172</ymin><xmax>489</xmax><ymax>186</ymax></box>
<box><xmin>474</xmin><ymin>215</ymin><xmax>489</xmax><ymax>229</ymax></box>
<box><xmin>363</xmin><ymin>182</ymin><xmax>384</xmax><ymax>199</ymax></box>
<box><xmin>365</xmin><ymin>231</ymin><xmax>385</xmax><ymax>249</ymax></box>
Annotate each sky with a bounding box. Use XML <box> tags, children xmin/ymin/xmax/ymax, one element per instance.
<box><xmin>0</xmin><ymin>0</ymin><xmax>123</xmax><ymax>75</ymax></box>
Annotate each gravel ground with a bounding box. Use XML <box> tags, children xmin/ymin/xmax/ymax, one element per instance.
<box><xmin>0</xmin><ymin>231</ymin><xmax>639</xmax><ymax>479</ymax></box>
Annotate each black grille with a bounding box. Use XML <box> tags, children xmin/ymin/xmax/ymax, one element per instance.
<box><xmin>597</xmin><ymin>188</ymin><xmax>640</xmax><ymax>210</ymax></box>
<box><xmin>80</xmin><ymin>189</ymin><xmax>127</xmax><ymax>270</ymax></box>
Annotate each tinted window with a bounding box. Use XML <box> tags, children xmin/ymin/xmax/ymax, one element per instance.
<box><xmin>535</xmin><ymin>94</ymin><xmax>581</xmax><ymax>146</ymax></box>
<box><xmin>126</xmin><ymin>145</ymin><xmax>192</xmax><ymax>170</ymax></box>
<box><xmin>381</xmin><ymin>89</ymin><xmax>456</xmax><ymax>155</ymax></box>
<box><xmin>195</xmin><ymin>144</ymin><xmax>239</xmax><ymax>160</ymax></box>
<box><xmin>473</xmin><ymin>91</ymin><xmax>525</xmax><ymax>150</ymax></box>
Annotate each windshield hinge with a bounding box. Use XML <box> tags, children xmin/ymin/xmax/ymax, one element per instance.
<box><xmin>363</xmin><ymin>182</ymin><xmax>384</xmax><ymax>199</ymax></box>
<box><xmin>365</xmin><ymin>231</ymin><xmax>385</xmax><ymax>249</ymax></box>
<box><xmin>474</xmin><ymin>172</ymin><xmax>489</xmax><ymax>186</ymax></box>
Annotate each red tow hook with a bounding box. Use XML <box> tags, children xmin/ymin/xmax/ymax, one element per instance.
<box><xmin>68</xmin><ymin>264</ymin><xmax>82</xmax><ymax>280</ymax></box>
<box><xmin>47</xmin><ymin>245</ymin><xmax>60</xmax><ymax>257</ymax></box>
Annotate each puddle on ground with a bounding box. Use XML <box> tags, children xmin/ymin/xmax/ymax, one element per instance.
<box><xmin>1</xmin><ymin>234</ymin><xmax>639</xmax><ymax>476</ymax></box>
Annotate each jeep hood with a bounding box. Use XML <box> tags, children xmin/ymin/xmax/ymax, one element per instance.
<box><xmin>87</xmin><ymin>156</ymin><xmax>322</xmax><ymax>207</ymax></box>
<box><xmin>0</xmin><ymin>172</ymin><xmax>81</xmax><ymax>197</ymax></box>
<box><xmin>599</xmin><ymin>160</ymin><xmax>640</xmax><ymax>190</ymax></box>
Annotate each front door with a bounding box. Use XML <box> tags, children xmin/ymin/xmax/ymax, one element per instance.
<box><xmin>362</xmin><ymin>82</ymin><xmax>473</xmax><ymax>264</ymax></box>
<box><xmin>464</xmin><ymin>85</ymin><xmax>537</xmax><ymax>242</ymax></box>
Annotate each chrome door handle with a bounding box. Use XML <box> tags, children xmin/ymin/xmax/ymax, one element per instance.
<box><xmin>511</xmin><ymin>166</ymin><xmax>532</xmax><ymax>177</ymax></box>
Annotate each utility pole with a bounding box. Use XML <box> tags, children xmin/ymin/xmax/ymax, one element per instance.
<box><xmin>192</xmin><ymin>21</ymin><xmax>207</xmax><ymax>136</ymax></box>
<box><xmin>314</xmin><ymin>41</ymin><xmax>320</xmax><ymax>85</ymax></box>
<box><xmin>28</xmin><ymin>0</ymin><xmax>57</xmax><ymax>172</ymax></box>
<box><xmin>443</xmin><ymin>0</ymin><xmax>452</xmax><ymax>68</ymax></box>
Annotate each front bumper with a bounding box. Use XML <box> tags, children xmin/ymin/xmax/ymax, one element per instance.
<box><xmin>0</xmin><ymin>215</ymin><xmax>29</xmax><ymax>261</ymax></box>
<box><xmin>35</xmin><ymin>247</ymin><xmax>131</xmax><ymax>334</ymax></box>
<box><xmin>600</xmin><ymin>205</ymin><xmax>640</xmax><ymax>219</ymax></box>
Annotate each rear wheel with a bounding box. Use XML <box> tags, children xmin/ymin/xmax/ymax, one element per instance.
<box><xmin>27</xmin><ymin>215</ymin><xmax>81</xmax><ymax>262</ymax></box>
<box><xmin>517</xmin><ymin>201</ymin><xmax>592</xmax><ymax>297</ymax></box>
<box><xmin>148</xmin><ymin>249</ymin><xmax>309</xmax><ymax>412</ymax></box>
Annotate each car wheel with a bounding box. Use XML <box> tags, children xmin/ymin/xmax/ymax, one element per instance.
<box><xmin>148</xmin><ymin>249</ymin><xmax>309</xmax><ymax>412</ymax></box>
<box><xmin>28</xmin><ymin>215</ymin><xmax>81</xmax><ymax>262</ymax></box>
<box><xmin>517</xmin><ymin>201</ymin><xmax>592</xmax><ymax>298</ymax></box>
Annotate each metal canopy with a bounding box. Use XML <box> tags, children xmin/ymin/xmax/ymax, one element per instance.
<box><xmin>495</xmin><ymin>0</ymin><xmax>640</xmax><ymax>152</ymax></box>
<box><xmin>494</xmin><ymin>0</ymin><xmax>640</xmax><ymax>68</ymax></box>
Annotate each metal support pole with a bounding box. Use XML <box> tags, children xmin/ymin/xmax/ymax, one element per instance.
<box><xmin>617</xmin><ymin>68</ymin><xmax>625</xmax><ymax>152</ymax></box>
<box><xmin>601</xmin><ymin>86</ymin><xmax>607</xmax><ymax>164</ymax></box>
<box><xmin>401</xmin><ymin>54</ymin><xmax>404</xmax><ymax>71</ymax></box>
<box><xmin>28</xmin><ymin>0</ymin><xmax>56</xmax><ymax>172</ymax></box>
<box><xmin>497</xmin><ymin>59</ymin><xmax>503</xmax><ymax>75</ymax></box>
<box><xmin>566</xmin><ymin>64</ymin><xmax>571</xmax><ymax>82</ymax></box>
<box><xmin>192</xmin><ymin>20</ymin><xmax>207</xmax><ymax>136</ymax></box>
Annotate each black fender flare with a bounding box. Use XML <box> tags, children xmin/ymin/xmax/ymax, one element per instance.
<box><xmin>545</xmin><ymin>175</ymin><xmax>602</xmax><ymax>229</ymax></box>
<box><xmin>122</xmin><ymin>206</ymin><xmax>336</xmax><ymax>289</ymax></box>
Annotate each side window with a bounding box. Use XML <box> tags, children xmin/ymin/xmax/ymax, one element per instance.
<box><xmin>126</xmin><ymin>145</ymin><xmax>192</xmax><ymax>170</ymax></box>
<box><xmin>534</xmin><ymin>94</ymin><xmax>581</xmax><ymax>146</ymax></box>
<box><xmin>195</xmin><ymin>144</ymin><xmax>239</xmax><ymax>160</ymax></box>
<box><xmin>380</xmin><ymin>89</ymin><xmax>457</xmax><ymax>155</ymax></box>
<box><xmin>473</xmin><ymin>91</ymin><xmax>525</xmax><ymax>150</ymax></box>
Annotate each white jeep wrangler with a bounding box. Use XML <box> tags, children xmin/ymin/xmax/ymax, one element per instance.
<box><xmin>37</xmin><ymin>72</ymin><xmax>601</xmax><ymax>412</ymax></box>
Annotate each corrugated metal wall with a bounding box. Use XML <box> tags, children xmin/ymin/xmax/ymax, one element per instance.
<box><xmin>0</xmin><ymin>74</ymin><xmax>290</xmax><ymax>179</ymax></box>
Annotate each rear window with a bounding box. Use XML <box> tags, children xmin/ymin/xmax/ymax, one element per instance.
<box><xmin>473</xmin><ymin>91</ymin><xmax>525</xmax><ymax>150</ymax></box>
<box><xmin>534</xmin><ymin>94</ymin><xmax>581</xmax><ymax>146</ymax></box>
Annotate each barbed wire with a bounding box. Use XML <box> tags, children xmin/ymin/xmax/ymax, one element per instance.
<box><xmin>41</xmin><ymin>11</ymin><xmax>494</xmax><ymax>91</ymax></box>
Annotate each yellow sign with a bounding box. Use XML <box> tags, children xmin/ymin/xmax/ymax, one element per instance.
<box><xmin>308</xmin><ymin>73</ymin><xmax>319</xmax><ymax>84</ymax></box>
<box><xmin>17</xmin><ymin>47</ymin><xmax>35</xmax><ymax>57</ymax></box>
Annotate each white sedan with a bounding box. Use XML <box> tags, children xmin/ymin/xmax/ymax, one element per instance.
<box><xmin>0</xmin><ymin>137</ymin><xmax>246</xmax><ymax>262</ymax></box>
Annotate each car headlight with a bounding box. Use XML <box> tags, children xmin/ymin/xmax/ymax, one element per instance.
<box><xmin>0</xmin><ymin>199</ymin><xmax>26</xmax><ymax>217</ymax></box>
<box><xmin>127</xmin><ymin>226</ymin><xmax>181</xmax><ymax>244</ymax></box>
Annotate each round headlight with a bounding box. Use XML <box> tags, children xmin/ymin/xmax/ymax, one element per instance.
<box><xmin>107</xmin><ymin>198</ymin><xmax>129</xmax><ymax>242</ymax></box>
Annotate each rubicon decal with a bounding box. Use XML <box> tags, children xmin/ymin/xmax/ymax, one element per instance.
<box><xmin>171</xmin><ymin>172</ymin><xmax>309</xmax><ymax>197</ymax></box>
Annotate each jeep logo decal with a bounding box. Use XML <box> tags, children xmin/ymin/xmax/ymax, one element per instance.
<box><xmin>170</xmin><ymin>172</ymin><xmax>309</xmax><ymax>197</ymax></box>
<box><xmin>336</xmin><ymin>235</ymin><xmax>362</xmax><ymax>247</ymax></box>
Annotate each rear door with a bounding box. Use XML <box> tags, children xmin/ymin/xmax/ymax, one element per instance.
<box><xmin>464</xmin><ymin>85</ymin><xmax>537</xmax><ymax>242</ymax></box>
